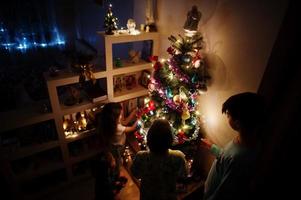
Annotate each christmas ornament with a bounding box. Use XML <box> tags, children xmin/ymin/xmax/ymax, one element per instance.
<box><xmin>193</xmin><ymin>59</ymin><xmax>201</xmax><ymax>68</ymax></box>
<box><xmin>181</xmin><ymin>107</ymin><xmax>191</xmax><ymax>121</ymax></box>
<box><xmin>179</xmin><ymin>86</ymin><xmax>188</xmax><ymax>102</ymax></box>
<box><xmin>182</xmin><ymin>54</ymin><xmax>191</xmax><ymax>63</ymax></box>
<box><xmin>173</xmin><ymin>95</ymin><xmax>182</xmax><ymax>105</ymax></box>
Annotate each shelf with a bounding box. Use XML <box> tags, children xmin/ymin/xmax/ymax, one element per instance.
<box><xmin>16</xmin><ymin>162</ymin><xmax>65</xmax><ymax>182</ymax></box>
<box><xmin>69</xmin><ymin>148</ymin><xmax>102</xmax><ymax>164</ymax></box>
<box><xmin>0</xmin><ymin>100</ymin><xmax>54</xmax><ymax>133</ymax></box>
<box><xmin>112</xmin><ymin>60</ymin><xmax>152</xmax><ymax>75</ymax></box>
<box><xmin>98</xmin><ymin>31</ymin><xmax>159</xmax><ymax>44</ymax></box>
<box><xmin>59</xmin><ymin>99</ymin><xmax>108</xmax><ymax>115</ymax></box>
<box><xmin>113</xmin><ymin>85</ymin><xmax>148</xmax><ymax>102</ymax></box>
<box><xmin>65</xmin><ymin>128</ymin><xmax>96</xmax><ymax>143</ymax></box>
<box><xmin>9</xmin><ymin>141</ymin><xmax>60</xmax><ymax>161</ymax></box>
<box><xmin>45</xmin><ymin>69</ymin><xmax>107</xmax><ymax>87</ymax></box>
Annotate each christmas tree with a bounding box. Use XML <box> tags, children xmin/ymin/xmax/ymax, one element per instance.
<box><xmin>104</xmin><ymin>4</ymin><xmax>118</xmax><ymax>35</ymax></box>
<box><xmin>136</xmin><ymin>7</ymin><xmax>210</xmax><ymax>148</ymax></box>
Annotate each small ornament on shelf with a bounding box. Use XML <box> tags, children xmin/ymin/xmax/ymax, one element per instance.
<box><xmin>113</xmin><ymin>75</ymin><xmax>124</xmax><ymax>92</ymax></box>
<box><xmin>123</xmin><ymin>74</ymin><xmax>137</xmax><ymax>90</ymax></box>
<box><xmin>76</xmin><ymin>112</ymin><xmax>87</xmax><ymax>131</ymax></box>
<box><xmin>104</xmin><ymin>4</ymin><xmax>118</xmax><ymax>35</ymax></box>
<box><xmin>128</xmin><ymin>50</ymin><xmax>141</xmax><ymax>64</ymax></box>
<box><xmin>139</xmin><ymin>70</ymin><xmax>151</xmax><ymax>88</ymax></box>
<box><xmin>127</xmin><ymin>19</ymin><xmax>138</xmax><ymax>35</ymax></box>
<box><xmin>140</xmin><ymin>24</ymin><xmax>145</xmax><ymax>31</ymax></box>
<box><xmin>73</xmin><ymin>64</ymin><xmax>96</xmax><ymax>86</ymax></box>
<box><xmin>114</xmin><ymin>57</ymin><xmax>123</xmax><ymax>67</ymax></box>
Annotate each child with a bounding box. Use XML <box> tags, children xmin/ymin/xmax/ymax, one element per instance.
<box><xmin>96</xmin><ymin>102</ymin><xmax>137</xmax><ymax>178</ymax></box>
<box><xmin>131</xmin><ymin>119</ymin><xmax>188</xmax><ymax>200</ymax></box>
<box><xmin>201</xmin><ymin>92</ymin><xmax>266</xmax><ymax>200</ymax></box>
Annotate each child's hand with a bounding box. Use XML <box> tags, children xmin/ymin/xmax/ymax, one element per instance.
<box><xmin>200</xmin><ymin>138</ymin><xmax>213</xmax><ymax>150</ymax></box>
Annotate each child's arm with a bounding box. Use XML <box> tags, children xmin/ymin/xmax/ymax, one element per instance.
<box><xmin>200</xmin><ymin>138</ymin><xmax>222</xmax><ymax>157</ymax></box>
<box><xmin>123</xmin><ymin>120</ymin><xmax>138</xmax><ymax>133</ymax></box>
<box><xmin>121</xmin><ymin>108</ymin><xmax>137</xmax><ymax>126</ymax></box>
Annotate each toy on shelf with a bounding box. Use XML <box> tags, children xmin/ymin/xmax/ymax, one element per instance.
<box><xmin>128</xmin><ymin>50</ymin><xmax>141</xmax><ymax>64</ymax></box>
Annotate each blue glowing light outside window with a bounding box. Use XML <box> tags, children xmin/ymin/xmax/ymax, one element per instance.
<box><xmin>0</xmin><ymin>23</ymin><xmax>65</xmax><ymax>52</ymax></box>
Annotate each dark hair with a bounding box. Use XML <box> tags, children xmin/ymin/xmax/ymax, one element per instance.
<box><xmin>95</xmin><ymin>102</ymin><xmax>122</xmax><ymax>149</ymax></box>
<box><xmin>222</xmin><ymin>92</ymin><xmax>266</xmax><ymax>132</ymax></box>
<box><xmin>147</xmin><ymin>119</ymin><xmax>173</xmax><ymax>154</ymax></box>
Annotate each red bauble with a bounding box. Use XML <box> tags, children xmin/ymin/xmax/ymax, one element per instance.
<box><xmin>167</xmin><ymin>47</ymin><xmax>175</xmax><ymax>55</ymax></box>
<box><xmin>149</xmin><ymin>55</ymin><xmax>158</xmax><ymax>62</ymax></box>
<box><xmin>153</xmin><ymin>61</ymin><xmax>162</xmax><ymax>71</ymax></box>
<box><xmin>148</xmin><ymin>100</ymin><xmax>155</xmax><ymax>110</ymax></box>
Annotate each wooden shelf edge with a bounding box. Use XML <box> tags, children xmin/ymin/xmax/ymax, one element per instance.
<box><xmin>98</xmin><ymin>31</ymin><xmax>159</xmax><ymax>43</ymax></box>
<box><xmin>112</xmin><ymin>62</ymin><xmax>152</xmax><ymax>75</ymax></box>
<box><xmin>45</xmin><ymin>70</ymin><xmax>107</xmax><ymax>87</ymax></box>
<box><xmin>113</xmin><ymin>87</ymin><xmax>148</xmax><ymax>102</ymax></box>
<box><xmin>59</xmin><ymin>99</ymin><xmax>108</xmax><ymax>115</ymax></box>
<box><xmin>65</xmin><ymin>128</ymin><xmax>96</xmax><ymax>143</ymax></box>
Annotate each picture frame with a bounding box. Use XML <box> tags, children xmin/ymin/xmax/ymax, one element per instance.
<box><xmin>113</xmin><ymin>75</ymin><xmax>124</xmax><ymax>92</ymax></box>
<box><xmin>139</xmin><ymin>70</ymin><xmax>151</xmax><ymax>88</ymax></box>
<box><xmin>123</xmin><ymin>74</ymin><xmax>137</xmax><ymax>90</ymax></box>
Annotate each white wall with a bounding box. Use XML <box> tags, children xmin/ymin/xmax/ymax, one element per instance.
<box><xmin>134</xmin><ymin>0</ymin><xmax>288</xmax><ymax>147</ymax></box>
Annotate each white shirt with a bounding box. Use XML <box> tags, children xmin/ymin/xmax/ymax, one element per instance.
<box><xmin>112</xmin><ymin>123</ymin><xmax>126</xmax><ymax>146</ymax></box>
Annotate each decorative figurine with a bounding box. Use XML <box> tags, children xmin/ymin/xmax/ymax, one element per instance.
<box><xmin>127</xmin><ymin>19</ymin><xmax>136</xmax><ymax>34</ymax></box>
<box><xmin>128</xmin><ymin>50</ymin><xmax>141</xmax><ymax>64</ymax></box>
<box><xmin>183</xmin><ymin>5</ymin><xmax>202</xmax><ymax>31</ymax></box>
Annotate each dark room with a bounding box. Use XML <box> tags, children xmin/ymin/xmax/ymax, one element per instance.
<box><xmin>0</xmin><ymin>0</ymin><xmax>299</xmax><ymax>199</ymax></box>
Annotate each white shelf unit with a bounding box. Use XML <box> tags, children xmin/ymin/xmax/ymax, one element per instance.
<box><xmin>99</xmin><ymin>31</ymin><xmax>159</xmax><ymax>102</ymax></box>
<box><xmin>0</xmin><ymin>31</ymin><xmax>159</xmax><ymax>198</ymax></box>
<box><xmin>45</xmin><ymin>69</ymin><xmax>108</xmax><ymax>180</ymax></box>
<box><xmin>44</xmin><ymin>31</ymin><xmax>159</xmax><ymax>180</ymax></box>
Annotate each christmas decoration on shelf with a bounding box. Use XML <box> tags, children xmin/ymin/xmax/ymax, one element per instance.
<box><xmin>73</xmin><ymin>64</ymin><xmax>96</xmax><ymax>85</ymax></box>
<box><xmin>127</xmin><ymin>19</ymin><xmax>140</xmax><ymax>35</ymax></box>
<box><xmin>104</xmin><ymin>4</ymin><xmax>118</xmax><ymax>35</ymax></box>
<box><xmin>145</xmin><ymin>0</ymin><xmax>157</xmax><ymax>32</ymax></box>
<box><xmin>63</xmin><ymin>108</ymin><xmax>98</xmax><ymax>138</ymax></box>
<box><xmin>128</xmin><ymin>49</ymin><xmax>141</xmax><ymax>64</ymax></box>
<box><xmin>136</xmin><ymin>6</ymin><xmax>210</xmax><ymax>146</ymax></box>
<box><xmin>114</xmin><ymin>57</ymin><xmax>123</xmax><ymax>67</ymax></box>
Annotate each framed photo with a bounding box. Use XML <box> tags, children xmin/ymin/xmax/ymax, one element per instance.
<box><xmin>139</xmin><ymin>70</ymin><xmax>151</xmax><ymax>88</ymax></box>
<box><xmin>113</xmin><ymin>75</ymin><xmax>124</xmax><ymax>92</ymax></box>
<box><xmin>123</xmin><ymin>74</ymin><xmax>137</xmax><ymax>90</ymax></box>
